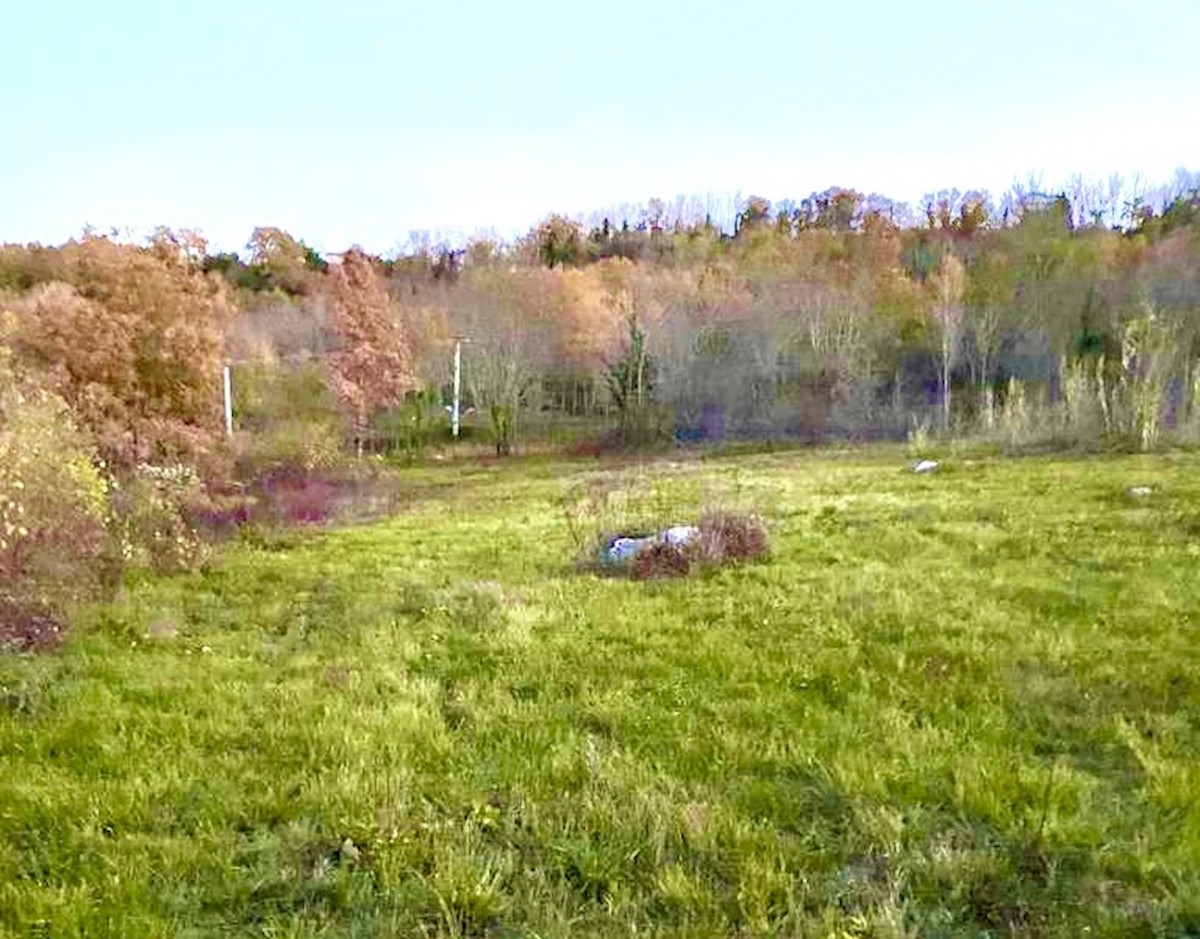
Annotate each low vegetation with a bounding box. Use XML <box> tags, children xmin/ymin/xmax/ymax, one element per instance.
<box><xmin>2</xmin><ymin>448</ymin><xmax>1199</xmax><ymax>935</ymax></box>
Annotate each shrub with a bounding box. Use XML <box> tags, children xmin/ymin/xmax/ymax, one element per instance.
<box><xmin>0</xmin><ymin>596</ymin><xmax>67</xmax><ymax>653</ymax></box>
<box><xmin>256</xmin><ymin>470</ymin><xmax>343</xmax><ymax>525</ymax></box>
<box><xmin>181</xmin><ymin>482</ymin><xmax>256</xmax><ymax>536</ymax></box>
<box><xmin>632</xmin><ymin>542</ymin><xmax>693</xmax><ymax>580</ymax></box>
<box><xmin>695</xmin><ymin>511</ymin><xmax>769</xmax><ymax>565</ymax></box>
<box><xmin>109</xmin><ymin>463</ymin><xmax>210</xmax><ymax>574</ymax></box>
<box><xmin>630</xmin><ymin>512</ymin><xmax>769</xmax><ymax>580</ymax></box>
<box><xmin>235</xmin><ymin>420</ymin><xmax>344</xmax><ymax>479</ymax></box>
<box><xmin>0</xmin><ymin>334</ymin><xmax>110</xmax><ymax>606</ymax></box>
<box><xmin>371</xmin><ymin>388</ymin><xmax>446</xmax><ymax>461</ymax></box>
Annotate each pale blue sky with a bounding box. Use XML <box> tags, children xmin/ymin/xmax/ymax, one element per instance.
<box><xmin>4</xmin><ymin>0</ymin><xmax>1198</xmax><ymax>254</ymax></box>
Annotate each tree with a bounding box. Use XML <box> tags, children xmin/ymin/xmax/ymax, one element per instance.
<box><xmin>931</xmin><ymin>251</ymin><xmax>966</xmax><ymax>431</ymax></box>
<box><xmin>605</xmin><ymin>313</ymin><xmax>656</xmax><ymax>443</ymax></box>
<box><xmin>964</xmin><ymin>248</ymin><xmax>1015</xmax><ymax>427</ymax></box>
<box><xmin>245</xmin><ymin>227</ymin><xmax>323</xmax><ymax>295</ymax></box>
<box><xmin>796</xmin><ymin>188</ymin><xmax>864</xmax><ymax>233</ymax></box>
<box><xmin>533</xmin><ymin>215</ymin><xmax>585</xmax><ymax>269</ymax></box>
<box><xmin>466</xmin><ymin>349</ymin><xmax>536</xmax><ymax>455</ymax></box>
<box><xmin>447</xmin><ymin>268</ymin><xmax>555</xmax><ymax>455</ymax></box>
<box><xmin>735</xmin><ymin>196</ymin><xmax>772</xmax><ymax>235</ymax></box>
<box><xmin>326</xmin><ymin>249</ymin><xmax>418</xmax><ymax>446</ymax></box>
<box><xmin>11</xmin><ymin>235</ymin><xmax>232</xmax><ymax>467</ymax></box>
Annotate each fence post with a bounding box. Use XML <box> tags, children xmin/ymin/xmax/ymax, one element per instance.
<box><xmin>452</xmin><ymin>339</ymin><xmax>462</xmax><ymax>439</ymax></box>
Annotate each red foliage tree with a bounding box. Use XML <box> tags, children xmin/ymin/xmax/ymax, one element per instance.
<box><xmin>326</xmin><ymin>249</ymin><xmax>418</xmax><ymax>434</ymax></box>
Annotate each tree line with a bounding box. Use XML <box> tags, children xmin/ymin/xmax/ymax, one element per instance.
<box><xmin>2</xmin><ymin>173</ymin><xmax>1199</xmax><ymax>605</ymax></box>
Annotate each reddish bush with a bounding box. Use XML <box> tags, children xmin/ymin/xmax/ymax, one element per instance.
<box><xmin>258</xmin><ymin>470</ymin><xmax>344</xmax><ymax>524</ymax></box>
<box><xmin>0</xmin><ymin>597</ymin><xmax>67</xmax><ymax>653</ymax></box>
<box><xmin>569</xmin><ymin>436</ymin><xmax>604</xmax><ymax>458</ymax></box>
<box><xmin>697</xmin><ymin>512</ymin><xmax>769</xmax><ymax>564</ymax></box>
<box><xmin>182</xmin><ymin>484</ymin><xmax>255</xmax><ymax>535</ymax></box>
<box><xmin>627</xmin><ymin>513</ymin><xmax>768</xmax><ymax>580</ymax></box>
<box><xmin>632</xmin><ymin>542</ymin><xmax>694</xmax><ymax>580</ymax></box>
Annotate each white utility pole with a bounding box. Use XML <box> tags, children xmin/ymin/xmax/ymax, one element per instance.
<box><xmin>451</xmin><ymin>339</ymin><xmax>462</xmax><ymax>439</ymax></box>
<box><xmin>223</xmin><ymin>364</ymin><xmax>234</xmax><ymax>436</ymax></box>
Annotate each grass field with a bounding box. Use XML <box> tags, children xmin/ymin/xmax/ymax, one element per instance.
<box><xmin>3</xmin><ymin>447</ymin><xmax>1200</xmax><ymax>937</ymax></box>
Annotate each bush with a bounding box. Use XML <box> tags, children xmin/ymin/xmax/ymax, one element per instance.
<box><xmin>632</xmin><ymin>542</ymin><xmax>693</xmax><ymax>580</ymax></box>
<box><xmin>0</xmin><ymin>338</ymin><xmax>110</xmax><ymax>606</ymax></box>
<box><xmin>256</xmin><ymin>469</ymin><xmax>344</xmax><ymax>525</ymax></box>
<box><xmin>370</xmin><ymin>388</ymin><xmax>446</xmax><ymax>461</ymax></box>
<box><xmin>629</xmin><ymin>512</ymin><xmax>769</xmax><ymax>580</ymax></box>
<box><xmin>109</xmin><ymin>463</ymin><xmax>210</xmax><ymax>574</ymax></box>
<box><xmin>231</xmin><ymin>359</ymin><xmax>348</xmax><ymax>477</ymax></box>
<box><xmin>181</xmin><ymin>482</ymin><xmax>256</xmax><ymax>536</ymax></box>
<box><xmin>696</xmin><ymin>511</ymin><xmax>768</xmax><ymax>565</ymax></box>
<box><xmin>0</xmin><ymin>596</ymin><xmax>67</xmax><ymax>653</ymax></box>
<box><xmin>235</xmin><ymin>420</ymin><xmax>345</xmax><ymax>479</ymax></box>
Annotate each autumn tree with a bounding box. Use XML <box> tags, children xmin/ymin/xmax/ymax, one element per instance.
<box><xmin>735</xmin><ymin>196</ymin><xmax>772</xmax><ymax>235</ymax></box>
<box><xmin>326</xmin><ymin>249</ymin><xmax>418</xmax><ymax>445</ymax></box>
<box><xmin>10</xmin><ymin>235</ymin><xmax>232</xmax><ymax>467</ymax></box>
<box><xmin>532</xmin><ymin>215</ymin><xmax>585</xmax><ymax>269</ymax></box>
<box><xmin>244</xmin><ymin>227</ymin><xmax>325</xmax><ymax>295</ymax></box>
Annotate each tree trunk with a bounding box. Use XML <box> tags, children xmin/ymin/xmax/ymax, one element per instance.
<box><xmin>942</xmin><ymin>333</ymin><xmax>951</xmax><ymax>433</ymax></box>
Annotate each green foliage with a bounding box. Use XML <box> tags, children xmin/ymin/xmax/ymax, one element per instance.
<box><xmin>604</xmin><ymin>314</ymin><xmax>658</xmax><ymax>445</ymax></box>
<box><xmin>234</xmin><ymin>360</ymin><xmax>343</xmax><ymax>431</ymax></box>
<box><xmin>371</xmin><ymin>388</ymin><xmax>446</xmax><ymax>461</ymax></box>
<box><xmin>236</xmin><ymin>420</ymin><xmax>345</xmax><ymax>478</ymax></box>
<box><xmin>232</xmin><ymin>360</ymin><xmax>348</xmax><ymax>476</ymax></box>
<box><xmin>534</xmin><ymin>215</ymin><xmax>585</xmax><ymax>269</ymax></box>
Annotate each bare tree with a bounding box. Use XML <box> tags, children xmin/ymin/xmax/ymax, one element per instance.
<box><xmin>932</xmin><ymin>252</ymin><xmax>966</xmax><ymax>431</ymax></box>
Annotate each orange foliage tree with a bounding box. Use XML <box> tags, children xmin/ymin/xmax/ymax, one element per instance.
<box><xmin>326</xmin><ymin>249</ymin><xmax>418</xmax><ymax>440</ymax></box>
<box><xmin>10</xmin><ymin>234</ymin><xmax>232</xmax><ymax>468</ymax></box>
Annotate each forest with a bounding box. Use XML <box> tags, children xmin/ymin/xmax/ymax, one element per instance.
<box><xmin>2</xmin><ymin>174</ymin><xmax>1200</xmax><ymax>613</ymax></box>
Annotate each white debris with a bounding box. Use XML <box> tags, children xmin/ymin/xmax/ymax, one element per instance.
<box><xmin>913</xmin><ymin>460</ymin><xmax>940</xmax><ymax>474</ymax></box>
<box><xmin>1129</xmin><ymin>486</ymin><xmax>1153</xmax><ymax>497</ymax></box>
<box><xmin>660</xmin><ymin>525</ymin><xmax>700</xmax><ymax>547</ymax></box>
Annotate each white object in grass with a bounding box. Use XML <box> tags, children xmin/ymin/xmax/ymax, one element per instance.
<box><xmin>1129</xmin><ymin>486</ymin><xmax>1153</xmax><ymax>497</ymax></box>
<box><xmin>913</xmin><ymin>460</ymin><xmax>940</xmax><ymax>474</ymax></box>
<box><xmin>660</xmin><ymin>525</ymin><xmax>700</xmax><ymax>547</ymax></box>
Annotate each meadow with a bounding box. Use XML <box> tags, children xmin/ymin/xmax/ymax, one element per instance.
<box><xmin>2</xmin><ymin>447</ymin><xmax>1199</xmax><ymax>937</ymax></box>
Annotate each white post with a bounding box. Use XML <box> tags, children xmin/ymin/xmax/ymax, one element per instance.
<box><xmin>223</xmin><ymin>364</ymin><xmax>233</xmax><ymax>437</ymax></box>
<box><xmin>452</xmin><ymin>340</ymin><xmax>462</xmax><ymax>439</ymax></box>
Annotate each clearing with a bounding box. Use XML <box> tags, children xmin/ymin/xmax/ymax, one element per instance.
<box><xmin>2</xmin><ymin>448</ymin><xmax>1199</xmax><ymax>936</ymax></box>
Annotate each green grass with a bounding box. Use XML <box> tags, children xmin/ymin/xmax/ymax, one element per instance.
<box><xmin>3</xmin><ymin>447</ymin><xmax>1200</xmax><ymax>937</ymax></box>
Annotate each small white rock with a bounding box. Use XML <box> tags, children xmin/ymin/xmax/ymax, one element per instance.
<box><xmin>1129</xmin><ymin>486</ymin><xmax>1153</xmax><ymax>497</ymax></box>
<box><xmin>913</xmin><ymin>460</ymin><xmax>940</xmax><ymax>474</ymax></box>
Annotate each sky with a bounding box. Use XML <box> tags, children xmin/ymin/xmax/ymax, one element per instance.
<box><xmin>3</xmin><ymin>0</ymin><xmax>1199</xmax><ymax>255</ymax></box>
